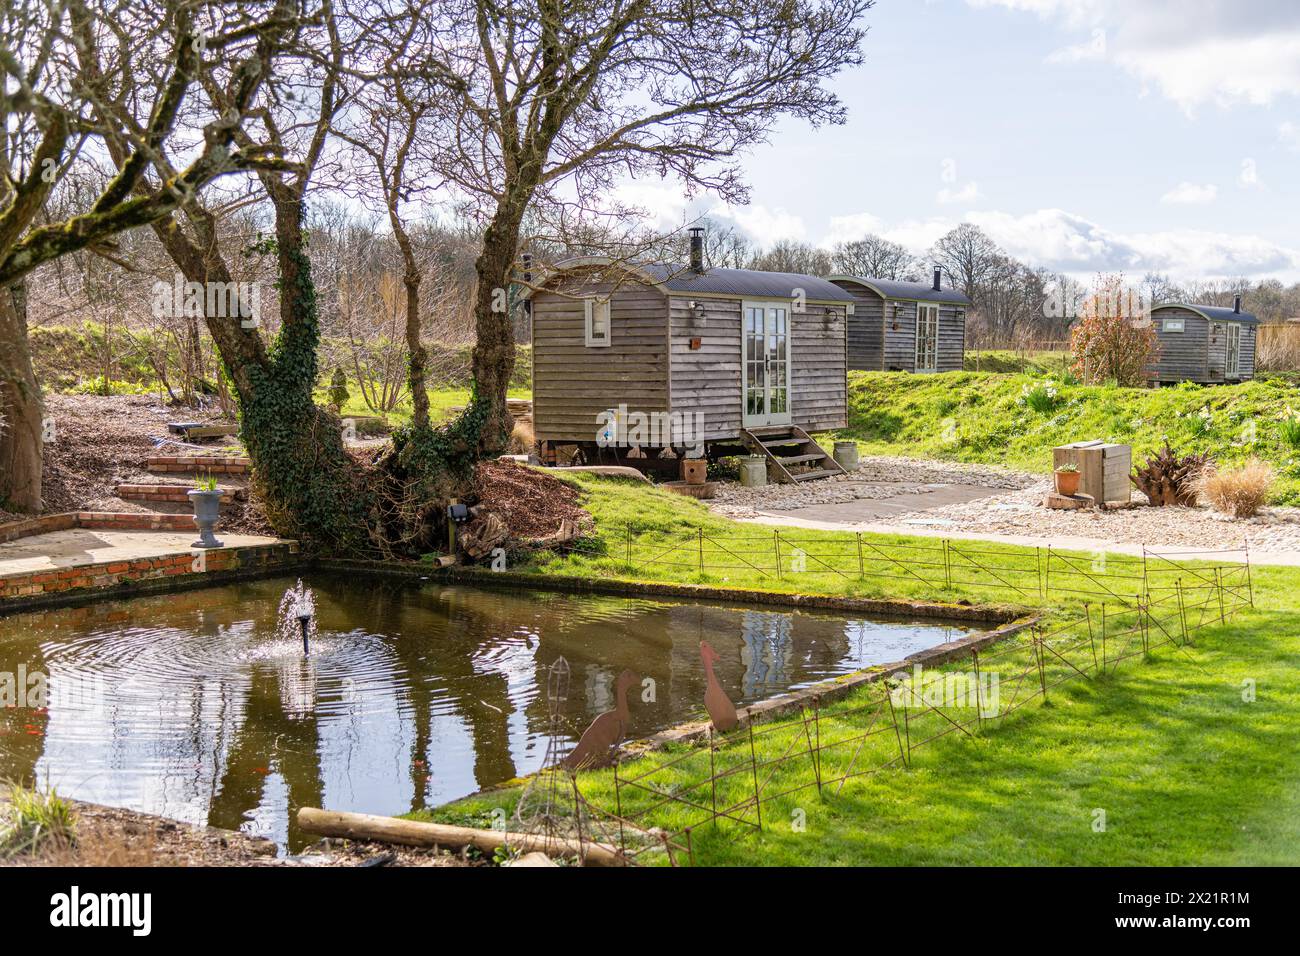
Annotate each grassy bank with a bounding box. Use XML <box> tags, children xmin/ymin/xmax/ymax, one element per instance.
<box><xmin>412</xmin><ymin>474</ymin><xmax>1299</xmax><ymax>866</ymax></box>
<box><xmin>837</xmin><ymin>370</ymin><xmax>1300</xmax><ymax>504</ymax></box>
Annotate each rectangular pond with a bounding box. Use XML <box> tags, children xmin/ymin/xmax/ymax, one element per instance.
<box><xmin>0</xmin><ymin>573</ymin><xmax>987</xmax><ymax>851</ymax></box>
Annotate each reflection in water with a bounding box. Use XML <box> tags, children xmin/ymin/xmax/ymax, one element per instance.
<box><xmin>0</xmin><ymin>574</ymin><xmax>982</xmax><ymax>851</ymax></box>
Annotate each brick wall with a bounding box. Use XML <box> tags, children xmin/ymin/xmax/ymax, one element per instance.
<box><xmin>0</xmin><ymin>542</ymin><xmax>299</xmax><ymax>607</ymax></box>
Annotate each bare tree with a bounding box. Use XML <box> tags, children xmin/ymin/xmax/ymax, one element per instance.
<box><xmin>831</xmin><ymin>234</ymin><xmax>920</xmax><ymax>280</ymax></box>
<box><xmin>415</xmin><ymin>0</ymin><xmax>873</xmax><ymax>451</ymax></box>
<box><xmin>930</xmin><ymin>223</ymin><xmax>1000</xmax><ymax>301</ymax></box>
<box><xmin>748</xmin><ymin>239</ymin><xmax>833</xmax><ymax>276</ymax></box>
<box><xmin>0</xmin><ymin>0</ymin><xmax>300</xmax><ymax>511</ymax></box>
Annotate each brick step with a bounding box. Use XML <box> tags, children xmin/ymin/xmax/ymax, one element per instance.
<box><xmin>146</xmin><ymin>456</ymin><xmax>250</xmax><ymax>475</ymax></box>
<box><xmin>116</xmin><ymin>483</ymin><xmax>247</xmax><ymax>504</ymax></box>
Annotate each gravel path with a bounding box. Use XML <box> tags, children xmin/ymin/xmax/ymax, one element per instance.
<box><xmin>709</xmin><ymin>455</ymin><xmax>1300</xmax><ymax>555</ymax></box>
<box><xmin>709</xmin><ymin>456</ymin><xmax>1036</xmax><ymax>520</ymax></box>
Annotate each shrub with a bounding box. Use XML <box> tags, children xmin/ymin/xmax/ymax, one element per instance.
<box><xmin>1069</xmin><ymin>275</ymin><xmax>1157</xmax><ymax>386</ymax></box>
<box><xmin>1</xmin><ymin>783</ymin><xmax>77</xmax><ymax>858</ymax></box>
<box><xmin>1197</xmin><ymin>459</ymin><xmax>1275</xmax><ymax>518</ymax></box>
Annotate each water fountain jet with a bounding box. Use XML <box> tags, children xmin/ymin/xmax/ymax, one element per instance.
<box><xmin>278</xmin><ymin>580</ymin><xmax>317</xmax><ymax>655</ymax></box>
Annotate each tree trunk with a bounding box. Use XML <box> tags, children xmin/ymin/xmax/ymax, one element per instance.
<box><xmin>402</xmin><ymin>263</ymin><xmax>429</xmax><ymax>430</ymax></box>
<box><xmin>0</xmin><ymin>282</ymin><xmax>43</xmax><ymax>512</ymax></box>
<box><xmin>468</xmin><ymin>205</ymin><xmax>524</xmax><ymax>452</ymax></box>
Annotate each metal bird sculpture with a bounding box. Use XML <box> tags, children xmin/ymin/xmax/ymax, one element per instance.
<box><xmin>700</xmin><ymin>640</ymin><xmax>738</xmax><ymax>732</ymax></box>
<box><xmin>562</xmin><ymin>669</ymin><xmax>639</xmax><ymax>771</ymax></box>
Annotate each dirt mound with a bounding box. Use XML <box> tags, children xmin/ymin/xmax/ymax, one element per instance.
<box><xmin>471</xmin><ymin>459</ymin><xmax>591</xmax><ymax>541</ymax></box>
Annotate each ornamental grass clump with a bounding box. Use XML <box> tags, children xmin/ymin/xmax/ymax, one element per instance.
<box><xmin>0</xmin><ymin>782</ymin><xmax>77</xmax><ymax>858</ymax></box>
<box><xmin>1197</xmin><ymin>458</ymin><xmax>1275</xmax><ymax>519</ymax></box>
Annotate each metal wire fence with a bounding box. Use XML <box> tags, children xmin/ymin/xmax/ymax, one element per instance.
<box><xmin>558</xmin><ymin>525</ymin><xmax>1254</xmax><ymax>610</ymax></box>
<box><xmin>583</xmin><ymin>567</ymin><xmax>1250</xmax><ymax>866</ymax></box>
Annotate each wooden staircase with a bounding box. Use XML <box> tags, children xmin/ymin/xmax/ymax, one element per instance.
<box><xmin>740</xmin><ymin>425</ymin><xmax>844</xmax><ymax>484</ymax></box>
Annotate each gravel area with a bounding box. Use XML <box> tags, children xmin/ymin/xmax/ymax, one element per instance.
<box><xmin>708</xmin><ymin>456</ymin><xmax>1037</xmax><ymax>520</ymax></box>
<box><xmin>708</xmin><ymin>455</ymin><xmax>1300</xmax><ymax>554</ymax></box>
<box><xmin>886</xmin><ymin>482</ymin><xmax>1300</xmax><ymax>553</ymax></box>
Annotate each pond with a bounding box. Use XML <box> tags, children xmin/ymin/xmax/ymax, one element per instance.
<box><xmin>0</xmin><ymin>573</ymin><xmax>985</xmax><ymax>851</ymax></box>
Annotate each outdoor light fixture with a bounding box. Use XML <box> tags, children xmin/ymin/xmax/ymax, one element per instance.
<box><xmin>447</xmin><ymin>502</ymin><xmax>470</xmax><ymax>523</ymax></box>
<box><xmin>690</xmin><ymin>300</ymin><xmax>705</xmax><ymax>319</ymax></box>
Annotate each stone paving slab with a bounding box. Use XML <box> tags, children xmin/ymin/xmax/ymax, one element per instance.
<box><xmin>0</xmin><ymin>528</ymin><xmax>288</xmax><ymax>577</ymax></box>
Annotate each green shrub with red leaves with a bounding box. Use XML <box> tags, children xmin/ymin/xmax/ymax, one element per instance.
<box><xmin>1070</xmin><ymin>275</ymin><xmax>1158</xmax><ymax>386</ymax></box>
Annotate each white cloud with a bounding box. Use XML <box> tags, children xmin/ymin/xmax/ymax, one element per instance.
<box><xmin>968</xmin><ymin>1</ymin><xmax>1300</xmax><ymax>110</ymax></box>
<box><xmin>936</xmin><ymin>182</ymin><xmax>983</xmax><ymax>205</ymax></box>
<box><xmin>1281</xmin><ymin>121</ymin><xmax>1300</xmax><ymax>151</ymax></box>
<box><xmin>1161</xmin><ymin>182</ymin><xmax>1218</xmax><ymax>205</ymax></box>
<box><xmin>818</xmin><ymin>206</ymin><xmax>1300</xmax><ymax>282</ymax></box>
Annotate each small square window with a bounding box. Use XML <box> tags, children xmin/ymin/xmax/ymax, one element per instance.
<box><xmin>1163</xmin><ymin>318</ymin><xmax>1185</xmax><ymax>333</ymax></box>
<box><xmin>585</xmin><ymin>298</ymin><xmax>611</xmax><ymax>347</ymax></box>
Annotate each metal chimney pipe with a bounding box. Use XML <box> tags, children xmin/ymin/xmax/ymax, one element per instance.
<box><xmin>1233</xmin><ymin>294</ymin><xmax>1242</xmax><ymax>314</ymax></box>
<box><xmin>932</xmin><ymin>268</ymin><xmax>942</xmax><ymax>292</ymax></box>
<box><xmin>689</xmin><ymin>227</ymin><xmax>705</xmax><ymax>274</ymax></box>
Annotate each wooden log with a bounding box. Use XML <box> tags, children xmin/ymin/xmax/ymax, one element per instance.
<box><xmin>296</xmin><ymin>807</ymin><xmax>626</xmax><ymax>866</ymax></box>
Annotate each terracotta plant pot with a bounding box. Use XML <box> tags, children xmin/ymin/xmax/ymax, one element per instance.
<box><xmin>1055</xmin><ymin>470</ymin><xmax>1081</xmax><ymax>497</ymax></box>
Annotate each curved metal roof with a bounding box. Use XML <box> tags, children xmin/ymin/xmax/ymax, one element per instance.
<box><xmin>829</xmin><ymin>275</ymin><xmax>972</xmax><ymax>306</ymax></box>
<box><xmin>535</xmin><ymin>257</ymin><xmax>855</xmax><ymax>303</ymax></box>
<box><xmin>1152</xmin><ymin>303</ymin><xmax>1259</xmax><ymax>325</ymax></box>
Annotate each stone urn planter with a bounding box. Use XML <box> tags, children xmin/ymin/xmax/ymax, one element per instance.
<box><xmin>189</xmin><ymin>488</ymin><xmax>225</xmax><ymax>548</ymax></box>
<box><xmin>1054</xmin><ymin>467</ymin><xmax>1081</xmax><ymax>497</ymax></box>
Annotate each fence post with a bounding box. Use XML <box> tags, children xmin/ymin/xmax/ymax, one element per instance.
<box><xmin>1034</xmin><ymin>628</ymin><xmax>1047</xmax><ymax>701</ymax></box>
<box><xmin>1176</xmin><ymin>579</ymin><xmax>1190</xmax><ymax>646</ymax></box>
<box><xmin>885</xmin><ymin>684</ymin><xmax>909</xmax><ymax>769</ymax></box>
<box><xmin>1098</xmin><ymin>603</ymin><xmax>1107</xmax><ymax>672</ymax></box>
<box><xmin>1084</xmin><ymin>602</ymin><xmax>1098</xmax><ymax>673</ymax></box>
<box><xmin>1036</xmin><ymin>547</ymin><xmax>1044</xmax><ymax>600</ymax></box>
<box><xmin>943</xmin><ymin>538</ymin><xmax>952</xmax><ymax>590</ymax></box>
<box><xmin>971</xmin><ymin>649</ymin><xmax>984</xmax><ymax>730</ymax></box>
<box><xmin>708</xmin><ymin>726</ymin><xmax>718</xmax><ymax>829</ymax></box>
<box><xmin>1215</xmin><ymin>567</ymin><xmax>1225</xmax><ymax>623</ymax></box>
<box><xmin>697</xmin><ymin>527</ymin><xmax>704</xmax><ymax>574</ymax></box>
<box><xmin>747</xmin><ymin>723</ymin><xmax>763</xmax><ymax>830</ymax></box>
<box><xmin>774</xmin><ymin>531</ymin><xmax>782</xmax><ymax>581</ymax></box>
<box><xmin>1244</xmin><ymin>539</ymin><xmax>1255</xmax><ymax>608</ymax></box>
<box><xmin>625</xmin><ymin>524</ymin><xmax>633</xmax><ymax>572</ymax></box>
<box><xmin>1045</xmin><ymin>546</ymin><xmax>1052</xmax><ymax>598</ymax></box>
<box><xmin>856</xmin><ymin>533</ymin><xmax>865</xmax><ymax>580</ymax></box>
<box><xmin>1139</xmin><ymin>597</ymin><xmax>1149</xmax><ymax>656</ymax></box>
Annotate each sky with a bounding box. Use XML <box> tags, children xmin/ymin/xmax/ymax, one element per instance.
<box><xmin>621</xmin><ymin>0</ymin><xmax>1300</xmax><ymax>282</ymax></box>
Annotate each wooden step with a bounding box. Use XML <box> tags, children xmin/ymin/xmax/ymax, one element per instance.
<box><xmin>793</xmin><ymin>469</ymin><xmax>842</xmax><ymax>482</ymax></box>
<box><xmin>776</xmin><ymin>453</ymin><xmax>827</xmax><ymax>466</ymax></box>
<box><xmin>761</xmin><ymin>437</ymin><xmax>804</xmax><ymax>448</ymax></box>
<box><xmin>147</xmin><ymin>455</ymin><xmax>250</xmax><ymax>475</ymax></box>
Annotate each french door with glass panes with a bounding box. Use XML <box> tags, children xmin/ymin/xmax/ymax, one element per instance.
<box><xmin>915</xmin><ymin>303</ymin><xmax>939</xmax><ymax>372</ymax></box>
<box><xmin>742</xmin><ymin>301</ymin><xmax>792</xmax><ymax>427</ymax></box>
<box><xmin>1225</xmin><ymin>323</ymin><xmax>1241</xmax><ymax>378</ymax></box>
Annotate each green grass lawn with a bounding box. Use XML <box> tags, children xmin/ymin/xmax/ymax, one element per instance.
<box><xmin>832</xmin><ymin>370</ymin><xmax>1300</xmax><ymax>505</ymax></box>
<box><xmin>411</xmin><ymin>473</ymin><xmax>1300</xmax><ymax>866</ymax></box>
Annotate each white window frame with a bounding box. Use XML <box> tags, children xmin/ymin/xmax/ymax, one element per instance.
<box><xmin>584</xmin><ymin>297</ymin><xmax>611</xmax><ymax>347</ymax></box>
<box><xmin>1162</xmin><ymin>318</ymin><xmax>1185</xmax><ymax>333</ymax></box>
<box><xmin>915</xmin><ymin>303</ymin><xmax>939</xmax><ymax>373</ymax></box>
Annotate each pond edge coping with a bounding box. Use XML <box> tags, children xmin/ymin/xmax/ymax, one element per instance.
<box><xmin>312</xmin><ymin>558</ymin><xmax>1029</xmax><ymax>625</ymax></box>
